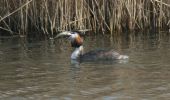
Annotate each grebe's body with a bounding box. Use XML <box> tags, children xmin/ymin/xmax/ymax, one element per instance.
<box><xmin>56</xmin><ymin>31</ymin><xmax>128</xmax><ymax>61</ymax></box>
<box><xmin>80</xmin><ymin>49</ymin><xmax>128</xmax><ymax>61</ymax></box>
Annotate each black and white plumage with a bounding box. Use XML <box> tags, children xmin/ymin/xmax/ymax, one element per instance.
<box><xmin>56</xmin><ymin>31</ymin><xmax>129</xmax><ymax>61</ymax></box>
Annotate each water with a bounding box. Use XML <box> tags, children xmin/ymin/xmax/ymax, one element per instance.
<box><xmin>0</xmin><ymin>32</ymin><xmax>170</xmax><ymax>100</ymax></box>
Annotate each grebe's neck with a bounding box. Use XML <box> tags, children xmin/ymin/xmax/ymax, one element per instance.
<box><xmin>71</xmin><ymin>46</ymin><xmax>84</xmax><ymax>59</ymax></box>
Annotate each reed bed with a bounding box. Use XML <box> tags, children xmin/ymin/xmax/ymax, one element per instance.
<box><xmin>0</xmin><ymin>0</ymin><xmax>170</xmax><ymax>37</ymax></box>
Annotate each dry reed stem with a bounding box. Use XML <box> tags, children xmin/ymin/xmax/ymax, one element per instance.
<box><xmin>0</xmin><ymin>0</ymin><xmax>32</xmax><ymax>22</ymax></box>
<box><xmin>0</xmin><ymin>0</ymin><xmax>169</xmax><ymax>37</ymax></box>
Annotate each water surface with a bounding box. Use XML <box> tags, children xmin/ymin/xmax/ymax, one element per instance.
<box><xmin>0</xmin><ymin>32</ymin><xmax>170</xmax><ymax>100</ymax></box>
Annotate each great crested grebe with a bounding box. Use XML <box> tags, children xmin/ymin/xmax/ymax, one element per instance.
<box><xmin>56</xmin><ymin>31</ymin><xmax>129</xmax><ymax>61</ymax></box>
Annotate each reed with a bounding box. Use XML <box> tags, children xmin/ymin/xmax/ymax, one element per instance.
<box><xmin>0</xmin><ymin>0</ymin><xmax>170</xmax><ymax>37</ymax></box>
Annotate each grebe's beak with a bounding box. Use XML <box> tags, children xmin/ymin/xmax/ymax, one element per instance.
<box><xmin>55</xmin><ymin>31</ymin><xmax>72</xmax><ymax>39</ymax></box>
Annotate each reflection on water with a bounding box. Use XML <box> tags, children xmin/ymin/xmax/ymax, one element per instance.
<box><xmin>0</xmin><ymin>32</ymin><xmax>170</xmax><ymax>100</ymax></box>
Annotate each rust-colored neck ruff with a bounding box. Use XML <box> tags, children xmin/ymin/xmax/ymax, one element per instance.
<box><xmin>71</xmin><ymin>34</ymin><xmax>83</xmax><ymax>48</ymax></box>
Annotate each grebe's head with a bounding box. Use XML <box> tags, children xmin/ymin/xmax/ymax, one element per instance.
<box><xmin>55</xmin><ymin>31</ymin><xmax>84</xmax><ymax>48</ymax></box>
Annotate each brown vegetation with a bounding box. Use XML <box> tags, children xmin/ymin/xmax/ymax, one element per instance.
<box><xmin>0</xmin><ymin>0</ymin><xmax>170</xmax><ymax>37</ymax></box>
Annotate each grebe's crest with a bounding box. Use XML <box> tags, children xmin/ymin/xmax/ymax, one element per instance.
<box><xmin>56</xmin><ymin>31</ymin><xmax>83</xmax><ymax>48</ymax></box>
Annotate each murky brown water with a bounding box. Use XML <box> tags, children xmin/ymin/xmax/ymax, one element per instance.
<box><xmin>0</xmin><ymin>32</ymin><xmax>170</xmax><ymax>100</ymax></box>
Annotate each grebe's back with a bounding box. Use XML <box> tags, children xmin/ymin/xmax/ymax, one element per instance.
<box><xmin>80</xmin><ymin>49</ymin><xmax>128</xmax><ymax>61</ymax></box>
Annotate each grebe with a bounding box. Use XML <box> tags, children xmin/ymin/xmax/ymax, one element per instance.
<box><xmin>56</xmin><ymin>31</ymin><xmax>129</xmax><ymax>61</ymax></box>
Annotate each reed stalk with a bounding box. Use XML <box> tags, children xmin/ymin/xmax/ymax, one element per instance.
<box><xmin>0</xmin><ymin>0</ymin><xmax>170</xmax><ymax>37</ymax></box>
